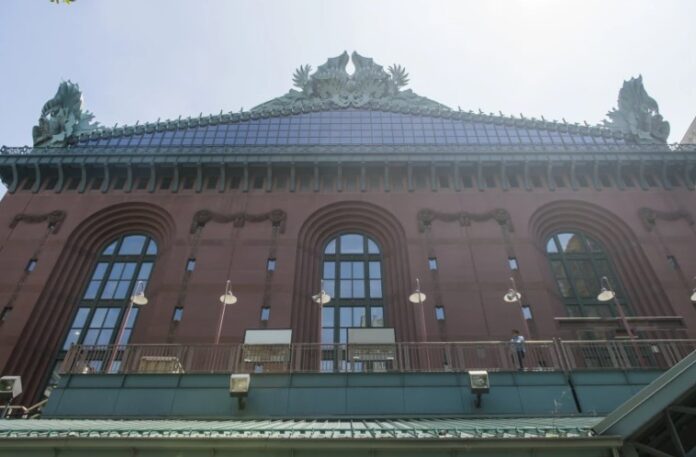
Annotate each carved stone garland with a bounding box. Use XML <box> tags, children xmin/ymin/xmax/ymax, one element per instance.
<box><xmin>9</xmin><ymin>210</ymin><xmax>66</xmax><ymax>233</ymax></box>
<box><xmin>417</xmin><ymin>208</ymin><xmax>514</xmax><ymax>233</ymax></box>
<box><xmin>638</xmin><ymin>207</ymin><xmax>694</xmax><ymax>232</ymax></box>
<box><xmin>190</xmin><ymin>209</ymin><xmax>287</xmax><ymax>234</ymax></box>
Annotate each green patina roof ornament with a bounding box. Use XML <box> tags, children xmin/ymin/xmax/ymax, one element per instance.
<box><xmin>32</xmin><ymin>80</ymin><xmax>100</xmax><ymax>147</ymax></box>
<box><xmin>603</xmin><ymin>75</ymin><xmax>670</xmax><ymax>143</ymax></box>
<box><xmin>252</xmin><ymin>51</ymin><xmax>449</xmax><ymax>112</ymax></box>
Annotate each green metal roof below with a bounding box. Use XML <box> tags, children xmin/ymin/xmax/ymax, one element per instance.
<box><xmin>0</xmin><ymin>417</ymin><xmax>603</xmax><ymax>440</ymax></box>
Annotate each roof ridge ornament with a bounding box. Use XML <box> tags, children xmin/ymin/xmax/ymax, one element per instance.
<box><xmin>603</xmin><ymin>75</ymin><xmax>670</xmax><ymax>143</ymax></box>
<box><xmin>32</xmin><ymin>80</ymin><xmax>100</xmax><ymax>147</ymax></box>
<box><xmin>252</xmin><ymin>51</ymin><xmax>449</xmax><ymax>112</ymax></box>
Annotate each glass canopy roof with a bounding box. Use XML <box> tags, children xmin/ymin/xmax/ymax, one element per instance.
<box><xmin>77</xmin><ymin>110</ymin><xmax>625</xmax><ymax>148</ymax></box>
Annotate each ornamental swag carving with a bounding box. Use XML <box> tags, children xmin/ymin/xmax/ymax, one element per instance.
<box><xmin>190</xmin><ymin>209</ymin><xmax>287</xmax><ymax>234</ymax></box>
<box><xmin>417</xmin><ymin>208</ymin><xmax>514</xmax><ymax>233</ymax></box>
<box><xmin>638</xmin><ymin>207</ymin><xmax>694</xmax><ymax>232</ymax></box>
<box><xmin>9</xmin><ymin>210</ymin><xmax>66</xmax><ymax>233</ymax></box>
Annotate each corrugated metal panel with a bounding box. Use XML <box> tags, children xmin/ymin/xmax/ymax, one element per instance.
<box><xmin>0</xmin><ymin>417</ymin><xmax>602</xmax><ymax>440</ymax></box>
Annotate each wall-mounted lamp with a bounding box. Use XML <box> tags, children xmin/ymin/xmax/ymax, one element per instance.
<box><xmin>229</xmin><ymin>373</ymin><xmax>251</xmax><ymax>410</ymax></box>
<box><xmin>597</xmin><ymin>276</ymin><xmax>635</xmax><ymax>339</ymax></box>
<box><xmin>216</xmin><ymin>280</ymin><xmax>238</xmax><ymax>344</ymax></box>
<box><xmin>469</xmin><ymin>370</ymin><xmax>489</xmax><ymax>408</ymax></box>
<box><xmin>312</xmin><ymin>280</ymin><xmax>331</xmax><ymax>305</ymax></box>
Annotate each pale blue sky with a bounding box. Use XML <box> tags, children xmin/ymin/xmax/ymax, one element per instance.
<box><xmin>1</xmin><ymin>0</ymin><xmax>695</xmax><ymax>198</ymax></box>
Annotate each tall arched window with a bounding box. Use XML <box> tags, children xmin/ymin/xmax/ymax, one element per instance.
<box><xmin>546</xmin><ymin>231</ymin><xmax>629</xmax><ymax>318</ymax></box>
<box><xmin>321</xmin><ymin>233</ymin><xmax>385</xmax><ymax>346</ymax></box>
<box><xmin>57</xmin><ymin>234</ymin><xmax>157</xmax><ymax>371</ymax></box>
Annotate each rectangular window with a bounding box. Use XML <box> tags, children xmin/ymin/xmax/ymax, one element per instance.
<box><xmin>508</xmin><ymin>257</ymin><xmax>519</xmax><ymax>271</ymax></box>
<box><xmin>172</xmin><ymin>307</ymin><xmax>183</xmax><ymax>322</ymax></box>
<box><xmin>186</xmin><ymin>258</ymin><xmax>196</xmax><ymax>272</ymax></box>
<box><xmin>667</xmin><ymin>255</ymin><xmax>679</xmax><ymax>270</ymax></box>
<box><xmin>339</xmin><ymin>261</ymin><xmax>365</xmax><ymax>298</ymax></box>
<box><xmin>428</xmin><ymin>257</ymin><xmax>438</xmax><ymax>270</ymax></box>
<box><xmin>522</xmin><ymin>305</ymin><xmax>533</xmax><ymax>320</ymax></box>
<box><xmin>267</xmin><ymin>258</ymin><xmax>276</xmax><ymax>272</ymax></box>
<box><xmin>435</xmin><ymin>306</ymin><xmax>445</xmax><ymax>321</ymax></box>
<box><xmin>260</xmin><ymin>307</ymin><xmax>270</xmax><ymax>321</ymax></box>
<box><xmin>26</xmin><ymin>258</ymin><xmax>37</xmax><ymax>272</ymax></box>
<box><xmin>0</xmin><ymin>306</ymin><xmax>12</xmax><ymax>322</ymax></box>
<box><xmin>62</xmin><ymin>307</ymin><xmax>91</xmax><ymax>350</ymax></box>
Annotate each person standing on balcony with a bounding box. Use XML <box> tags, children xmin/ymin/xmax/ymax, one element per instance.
<box><xmin>510</xmin><ymin>329</ymin><xmax>526</xmax><ymax>370</ymax></box>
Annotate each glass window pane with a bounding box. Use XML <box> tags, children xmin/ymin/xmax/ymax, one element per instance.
<box><xmin>109</xmin><ymin>263</ymin><xmax>125</xmax><ymax>280</ymax></box>
<box><xmin>102</xmin><ymin>242</ymin><xmax>117</xmax><ymax>255</ymax></box>
<box><xmin>138</xmin><ymin>263</ymin><xmax>153</xmax><ymax>281</ymax></box>
<box><xmin>369</xmin><ymin>262</ymin><xmax>381</xmax><ymax>278</ymax></box>
<box><xmin>96</xmin><ymin>329</ymin><xmax>113</xmax><ymax>345</ymax></box>
<box><xmin>146</xmin><ymin>239</ymin><xmax>158</xmax><ymax>255</ymax></box>
<box><xmin>371</xmin><ymin>307</ymin><xmax>384</xmax><ymax>327</ymax></box>
<box><xmin>90</xmin><ymin>309</ymin><xmax>107</xmax><ymax>328</ymax></box>
<box><xmin>101</xmin><ymin>281</ymin><xmax>117</xmax><ymax>299</ymax></box>
<box><xmin>340</xmin><ymin>308</ymin><xmax>352</xmax><ymax>326</ymax></box>
<box><xmin>352</xmin><ymin>281</ymin><xmax>365</xmax><ymax>298</ymax></box>
<box><xmin>586</xmin><ymin>237</ymin><xmax>603</xmax><ymax>253</ymax></box>
<box><xmin>119</xmin><ymin>235</ymin><xmax>147</xmax><ymax>255</ymax></box>
<box><xmin>92</xmin><ymin>263</ymin><xmax>108</xmax><ymax>280</ymax></box>
<box><xmin>62</xmin><ymin>330</ymin><xmax>81</xmax><ymax>350</ymax></box>
<box><xmin>369</xmin><ymin>280</ymin><xmax>382</xmax><ymax>298</ymax></box>
<box><xmin>83</xmin><ymin>329</ymin><xmax>99</xmax><ymax>345</ymax></box>
<box><xmin>558</xmin><ymin>233</ymin><xmax>586</xmax><ymax>253</ymax></box>
<box><xmin>352</xmin><ymin>262</ymin><xmax>364</xmax><ymax>278</ymax></box>
<box><xmin>339</xmin><ymin>329</ymin><xmax>347</xmax><ymax>344</ymax></box>
<box><xmin>321</xmin><ymin>329</ymin><xmax>334</xmax><ymax>344</ymax></box>
<box><xmin>546</xmin><ymin>238</ymin><xmax>558</xmax><ymax>253</ymax></box>
<box><xmin>353</xmin><ymin>307</ymin><xmax>366</xmax><ymax>327</ymax></box>
<box><xmin>119</xmin><ymin>329</ymin><xmax>132</xmax><ymax>345</ymax></box>
<box><xmin>367</xmin><ymin>239</ymin><xmax>379</xmax><ymax>254</ymax></box>
<box><xmin>324</xmin><ymin>280</ymin><xmax>335</xmax><ymax>297</ymax></box>
<box><xmin>550</xmin><ymin>260</ymin><xmax>567</xmax><ymax>278</ymax></box>
<box><xmin>72</xmin><ymin>308</ymin><xmax>91</xmax><ymax>328</ymax></box>
<box><xmin>84</xmin><ymin>281</ymin><xmax>100</xmax><ymax>299</ymax></box>
<box><xmin>324</xmin><ymin>239</ymin><xmax>336</xmax><ymax>254</ymax></box>
<box><xmin>126</xmin><ymin>309</ymin><xmax>139</xmax><ymax>328</ymax></box>
<box><xmin>340</xmin><ymin>262</ymin><xmax>352</xmax><ymax>279</ymax></box>
<box><xmin>104</xmin><ymin>308</ymin><xmax>121</xmax><ymax>328</ymax></box>
<box><xmin>557</xmin><ymin>279</ymin><xmax>573</xmax><ymax>298</ymax></box>
<box><xmin>121</xmin><ymin>263</ymin><xmax>137</xmax><ymax>280</ymax></box>
<box><xmin>113</xmin><ymin>281</ymin><xmax>130</xmax><ymax>299</ymax></box>
<box><xmin>322</xmin><ymin>308</ymin><xmax>334</xmax><ymax>327</ymax></box>
<box><xmin>323</xmin><ymin>262</ymin><xmax>335</xmax><ymax>279</ymax></box>
<box><xmin>340</xmin><ymin>280</ymin><xmax>352</xmax><ymax>298</ymax></box>
<box><xmin>340</xmin><ymin>234</ymin><xmax>364</xmax><ymax>254</ymax></box>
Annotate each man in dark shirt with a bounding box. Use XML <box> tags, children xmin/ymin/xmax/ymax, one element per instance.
<box><xmin>510</xmin><ymin>329</ymin><xmax>526</xmax><ymax>370</ymax></box>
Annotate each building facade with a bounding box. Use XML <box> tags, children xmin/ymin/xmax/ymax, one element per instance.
<box><xmin>0</xmin><ymin>52</ymin><xmax>695</xmax><ymax>456</ymax></box>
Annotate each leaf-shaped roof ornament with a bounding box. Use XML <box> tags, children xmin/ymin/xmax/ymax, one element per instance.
<box><xmin>252</xmin><ymin>51</ymin><xmax>448</xmax><ymax>112</ymax></box>
<box><xmin>603</xmin><ymin>75</ymin><xmax>670</xmax><ymax>143</ymax></box>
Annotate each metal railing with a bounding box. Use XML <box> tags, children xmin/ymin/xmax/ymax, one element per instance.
<box><xmin>60</xmin><ymin>339</ymin><xmax>696</xmax><ymax>375</ymax></box>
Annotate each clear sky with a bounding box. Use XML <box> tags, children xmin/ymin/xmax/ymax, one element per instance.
<box><xmin>1</xmin><ymin>0</ymin><xmax>695</xmax><ymax>198</ymax></box>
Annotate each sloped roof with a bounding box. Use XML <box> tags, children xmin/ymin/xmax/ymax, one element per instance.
<box><xmin>29</xmin><ymin>52</ymin><xmax>670</xmax><ymax>149</ymax></box>
<box><xmin>0</xmin><ymin>417</ymin><xmax>602</xmax><ymax>440</ymax></box>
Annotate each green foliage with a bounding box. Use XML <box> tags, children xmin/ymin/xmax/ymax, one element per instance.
<box><xmin>50</xmin><ymin>0</ymin><xmax>74</xmax><ymax>4</ymax></box>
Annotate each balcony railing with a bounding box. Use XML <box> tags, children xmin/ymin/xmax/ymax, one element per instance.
<box><xmin>60</xmin><ymin>339</ymin><xmax>696</xmax><ymax>375</ymax></box>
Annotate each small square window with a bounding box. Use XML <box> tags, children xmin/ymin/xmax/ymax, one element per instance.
<box><xmin>267</xmin><ymin>258</ymin><xmax>276</xmax><ymax>272</ymax></box>
<box><xmin>428</xmin><ymin>258</ymin><xmax>438</xmax><ymax>270</ymax></box>
<box><xmin>435</xmin><ymin>306</ymin><xmax>445</xmax><ymax>321</ymax></box>
<box><xmin>260</xmin><ymin>307</ymin><xmax>270</xmax><ymax>321</ymax></box>
<box><xmin>508</xmin><ymin>257</ymin><xmax>519</xmax><ymax>271</ymax></box>
<box><xmin>0</xmin><ymin>306</ymin><xmax>12</xmax><ymax>322</ymax></box>
<box><xmin>186</xmin><ymin>259</ymin><xmax>196</xmax><ymax>272</ymax></box>
<box><xmin>667</xmin><ymin>255</ymin><xmax>679</xmax><ymax>270</ymax></box>
<box><xmin>172</xmin><ymin>307</ymin><xmax>183</xmax><ymax>322</ymax></box>
<box><xmin>522</xmin><ymin>305</ymin><xmax>533</xmax><ymax>320</ymax></box>
<box><xmin>26</xmin><ymin>259</ymin><xmax>37</xmax><ymax>272</ymax></box>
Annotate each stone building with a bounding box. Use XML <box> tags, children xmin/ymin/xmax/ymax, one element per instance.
<box><xmin>0</xmin><ymin>52</ymin><xmax>694</xmax><ymax>456</ymax></box>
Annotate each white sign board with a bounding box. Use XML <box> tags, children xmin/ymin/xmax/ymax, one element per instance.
<box><xmin>347</xmin><ymin>328</ymin><xmax>396</xmax><ymax>345</ymax></box>
<box><xmin>244</xmin><ymin>329</ymin><xmax>292</xmax><ymax>345</ymax></box>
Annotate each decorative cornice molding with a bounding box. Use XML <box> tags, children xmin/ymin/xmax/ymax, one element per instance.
<box><xmin>417</xmin><ymin>208</ymin><xmax>514</xmax><ymax>233</ymax></box>
<box><xmin>190</xmin><ymin>209</ymin><xmax>287</xmax><ymax>234</ymax></box>
<box><xmin>638</xmin><ymin>207</ymin><xmax>694</xmax><ymax>232</ymax></box>
<box><xmin>9</xmin><ymin>210</ymin><xmax>66</xmax><ymax>233</ymax></box>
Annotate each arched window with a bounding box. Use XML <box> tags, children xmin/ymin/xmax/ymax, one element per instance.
<box><xmin>546</xmin><ymin>231</ymin><xmax>629</xmax><ymax>318</ymax></box>
<box><xmin>57</xmin><ymin>234</ymin><xmax>157</xmax><ymax>371</ymax></box>
<box><xmin>320</xmin><ymin>233</ymin><xmax>385</xmax><ymax>347</ymax></box>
